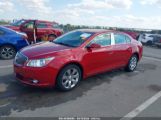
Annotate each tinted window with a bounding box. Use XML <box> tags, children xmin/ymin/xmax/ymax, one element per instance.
<box><xmin>90</xmin><ymin>34</ymin><xmax>111</xmax><ymax>46</ymax></box>
<box><xmin>53</xmin><ymin>24</ymin><xmax>60</xmax><ymax>29</ymax></box>
<box><xmin>53</xmin><ymin>31</ymin><xmax>93</xmax><ymax>47</ymax></box>
<box><xmin>126</xmin><ymin>36</ymin><xmax>131</xmax><ymax>43</ymax></box>
<box><xmin>37</xmin><ymin>23</ymin><xmax>47</xmax><ymax>28</ymax></box>
<box><xmin>11</xmin><ymin>20</ymin><xmax>25</xmax><ymax>26</ymax></box>
<box><xmin>24</xmin><ymin>21</ymin><xmax>34</xmax><ymax>29</ymax></box>
<box><xmin>114</xmin><ymin>34</ymin><xmax>127</xmax><ymax>44</ymax></box>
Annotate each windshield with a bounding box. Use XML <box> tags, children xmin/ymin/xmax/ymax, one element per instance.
<box><xmin>11</xmin><ymin>20</ymin><xmax>25</xmax><ymax>26</ymax></box>
<box><xmin>53</xmin><ymin>31</ymin><xmax>94</xmax><ymax>47</ymax></box>
<box><xmin>53</xmin><ymin>24</ymin><xmax>61</xmax><ymax>29</ymax></box>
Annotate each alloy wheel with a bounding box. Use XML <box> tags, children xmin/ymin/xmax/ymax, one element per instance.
<box><xmin>129</xmin><ymin>56</ymin><xmax>137</xmax><ymax>71</ymax></box>
<box><xmin>62</xmin><ymin>68</ymin><xmax>80</xmax><ymax>89</ymax></box>
<box><xmin>0</xmin><ymin>46</ymin><xmax>16</xmax><ymax>59</ymax></box>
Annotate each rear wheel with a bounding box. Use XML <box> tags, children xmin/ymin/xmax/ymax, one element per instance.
<box><xmin>0</xmin><ymin>45</ymin><xmax>16</xmax><ymax>60</ymax></box>
<box><xmin>56</xmin><ymin>64</ymin><xmax>82</xmax><ymax>91</ymax></box>
<box><xmin>125</xmin><ymin>54</ymin><xmax>138</xmax><ymax>72</ymax></box>
<box><xmin>157</xmin><ymin>45</ymin><xmax>161</xmax><ymax>48</ymax></box>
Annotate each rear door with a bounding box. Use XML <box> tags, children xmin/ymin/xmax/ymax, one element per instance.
<box><xmin>36</xmin><ymin>21</ymin><xmax>49</xmax><ymax>40</ymax></box>
<box><xmin>112</xmin><ymin>33</ymin><xmax>132</xmax><ymax>67</ymax></box>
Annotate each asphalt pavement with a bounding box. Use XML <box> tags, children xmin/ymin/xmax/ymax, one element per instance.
<box><xmin>0</xmin><ymin>46</ymin><xmax>161</xmax><ymax>119</ymax></box>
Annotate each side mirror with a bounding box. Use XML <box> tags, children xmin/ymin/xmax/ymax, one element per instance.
<box><xmin>87</xmin><ymin>43</ymin><xmax>101</xmax><ymax>49</ymax></box>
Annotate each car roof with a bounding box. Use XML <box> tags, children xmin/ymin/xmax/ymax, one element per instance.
<box><xmin>75</xmin><ymin>29</ymin><xmax>114</xmax><ymax>33</ymax></box>
<box><xmin>74</xmin><ymin>29</ymin><xmax>131</xmax><ymax>36</ymax></box>
<box><xmin>22</xmin><ymin>19</ymin><xmax>57</xmax><ymax>24</ymax></box>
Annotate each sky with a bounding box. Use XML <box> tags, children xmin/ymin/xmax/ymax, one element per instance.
<box><xmin>1</xmin><ymin>0</ymin><xmax>161</xmax><ymax>29</ymax></box>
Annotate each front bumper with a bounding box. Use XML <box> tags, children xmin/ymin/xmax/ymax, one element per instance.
<box><xmin>14</xmin><ymin>64</ymin><xmax>58</xmax><ymax>87</ymax></box>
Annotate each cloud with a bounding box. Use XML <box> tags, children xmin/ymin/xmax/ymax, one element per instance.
<box><xmin>16</xmin><ymin>0</ymin><xmax>53</xmax><ymax>18</ymax></box>
<box><xmin>0</xmin><ymin>0</ymin><xmax>14</xmax><ymax>13</ymax></box>
<box><xmin>68</xmin><ymin>0</ymin><xmax>133</xmax><ymax>10</ymax></box>
<box><xmin>54</xmin><ymin>12</ymin><xmax>161</xmax><ymax>29</ymax></box>
<box><xmin>140</xmin><ymin>0</ymin><xmax>161</xmax><ymax>8</ymax></box>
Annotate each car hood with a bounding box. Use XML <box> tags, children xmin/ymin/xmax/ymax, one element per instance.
<box><xmin>4</xmin><ymin>25</ymin><xmax>20</xmax><ymax>31</ymax></box>
<box><xmin>21</xmin><ymin>42</ymin><xmax>72</xmax><ymax>59</ymax></box>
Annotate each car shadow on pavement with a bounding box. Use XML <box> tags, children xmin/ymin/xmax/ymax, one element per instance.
<box><xmin>0</xmin><ymin>62</ymin><xmax>157</xmax><ymax>116</ymax></box>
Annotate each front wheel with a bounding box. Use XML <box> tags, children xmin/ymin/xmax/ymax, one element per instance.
<box><xmin>56</xmin><ymin>65</ymin><xmax>82</xmax><ymax>91</ymax></box>
<box><xmin>125</xmin><ymin>55</ymin><xmax>138</xmax><ymax>72</ymax></box>
<box><xmin>0</xmin><ymin>45</ymin><xmax>16</xmax><ymax>60</ymax></box>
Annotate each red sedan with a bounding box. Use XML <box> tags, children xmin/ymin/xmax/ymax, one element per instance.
<box><xmin>14</xmin><ymin>29</ymin><xmax>143</xmax><ymax>91</ymax></box>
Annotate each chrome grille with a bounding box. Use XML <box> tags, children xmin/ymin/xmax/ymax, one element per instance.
<box><xmin>15</xmin><ymin>52</ymin><xmax>28</xmax><ymax>65</ymax></box>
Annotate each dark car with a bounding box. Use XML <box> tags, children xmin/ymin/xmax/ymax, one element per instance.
<box><xmin>14</xmin><ymin>29</ymin><xmax>143</xmax><ymax>91</ymax></box>
<box><xmin>153</xmin><ymin>35</ymin><xmax>161</xmax><ymax>47</ymax></box>
<box><xmin>0</xmin><ymin>26</ymin><xmax>29</xmax><ymax>59</ymax></box>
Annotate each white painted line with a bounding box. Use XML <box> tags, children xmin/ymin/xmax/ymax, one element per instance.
<box><xmin>0</xmin><ymin>65</ymin><xmax>13</xmax><ymax>69</ymax></box>
<box><xmin>0</xmin><ymin>102</ymin><xmax>10</xmax><ymax>108</ymax></box>
<box><xmin>120</xmin><ymin>91</ymin><xmax>161</xmax><ymax>120</ymax></box>
<box><xmin>143</xmin><ymin>56</ymin><xmax>161</xmax><ymax>62</ymax></box>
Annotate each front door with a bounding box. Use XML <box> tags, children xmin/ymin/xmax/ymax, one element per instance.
<box><xmin>83</xmin><ymin>33</ymin><xmax>115</xmax><ymax>76</ymax></box>
<box><xmin>21</xmin><ymin>21</ymin><xmax>35</xmax><ymax>42</ymax></box>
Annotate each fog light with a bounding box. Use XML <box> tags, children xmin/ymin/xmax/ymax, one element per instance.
<box><xmin>32</xmin><ymin>80</ymin><xmax>39</xmax><ymax>84</ymax></box>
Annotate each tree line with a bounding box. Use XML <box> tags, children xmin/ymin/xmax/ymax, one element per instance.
<box><xmin>0</xmin><ymin>20</ymin><xmax>161</xmax><ymax>34</ymax></box>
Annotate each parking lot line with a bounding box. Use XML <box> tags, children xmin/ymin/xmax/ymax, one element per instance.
<box><xmin>0</xmin><ymin>65</ymin><xmax>13</xmax><ymax>69</ymax></box>
<box><xmin>143</xmin><ymin>56</ymin><xmax>161</xmax><ymax>62</ymax></box>
<box><xmin>120</xmin><ymin>91</ymin><xmax>161</xmax><ymax>120</ymax></box>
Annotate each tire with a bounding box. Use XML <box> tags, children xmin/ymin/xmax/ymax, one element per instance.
<box><xmin>0</xmin><ymin>45</ymin><xmax>16</xmax><ymax>60</ymax></box>
<box><xmin>146</xmin><ymin>41</ymin><xmax>153</xmax><ymax>45</ymax></box>
<box><xmin>56</xmin><ymin>64</ymin><xmax>82</xmax><ymax>91</ymax></box>
<box><xmin>157</xmin><ymin>45</ymin><xmax>161</xmax><ymax>48</ymax></box>
<box><xmin>48</xmin><ymin>34</ymin><xmax>56</xmax><ymax>41</ymax></box>
<box><xmin>125</xmin><ymin>54</ymin><xmax>138</xmax><ymax>72</ymax></box>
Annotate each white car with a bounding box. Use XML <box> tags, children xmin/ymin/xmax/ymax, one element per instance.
<box><xmin>138</xmin><ymin>33</ymin><xmax>155</xmax><ymax>45</ymax></box>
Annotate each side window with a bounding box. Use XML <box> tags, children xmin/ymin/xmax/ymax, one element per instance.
<box><xmin>114</xmin><ymin>34</ymin><xmax>127</xmax><ymax>44</ymax></box>
<box><xmin>53</xmin><ymin>24</ymin><xmax>60</xmax><ymax>29</ymax></box>
<box><xmin>90</xmin><ymin>34</ymin><xmax>111</xmax><ymax>46</ymax></box>
<box><xmin>37</xmin><ymin>23</ymin><xmax>48</xmax><ymax>28</ymax></box>
<box><xmin>24</xmin><ymin>21</ymin><xmax>34</xmax><ymax>29</ymax></box>
<box><xmin>126</xmin><ymin>36</ymin><xmax>131</xmax><ymax>43</ymax></box>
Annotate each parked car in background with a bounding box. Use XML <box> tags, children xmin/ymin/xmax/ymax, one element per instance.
<box><xmin>6</xmin><ymin>19</ymin><xmax>26</xmax><ymax>31</ymax></box>
<box><xmin>153</xmin><ymin>35</ymin><xmax>161</xmax><ymax>47</ymax></box>
<box><xmin>5</xmin><ymin>19</ymin><xmax>63</xmax><ymax>43</ymax></box>
<box><xmin>0</xmin><ymin>26</ymin><xmax>29</xmax><ymax>59</ymax></box>
<box><xmin>14</xmin><ymin>29</ymin><xmax>143</xmax><ymax>91</ymax></box>
<box><xmin>138</xmin><ymin>33</ymin><xmax>155</xmax><ymax>45</ymax></box>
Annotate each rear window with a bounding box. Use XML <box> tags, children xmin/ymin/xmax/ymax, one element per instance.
<box><xmin>53</xmin><ymin>24</ymin><xmax>60</xmax><ymax>29</ymax></box>
<box><xmin>37</xmin><ymin>23</ymin><xmax>48</xmax><ymax>28</ymax></box>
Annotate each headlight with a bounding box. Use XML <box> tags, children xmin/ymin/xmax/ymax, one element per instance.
<box><xmin>27</xmin><ymin>57</ymin><xmax>55</xmax><ymax>67</ymax></box>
